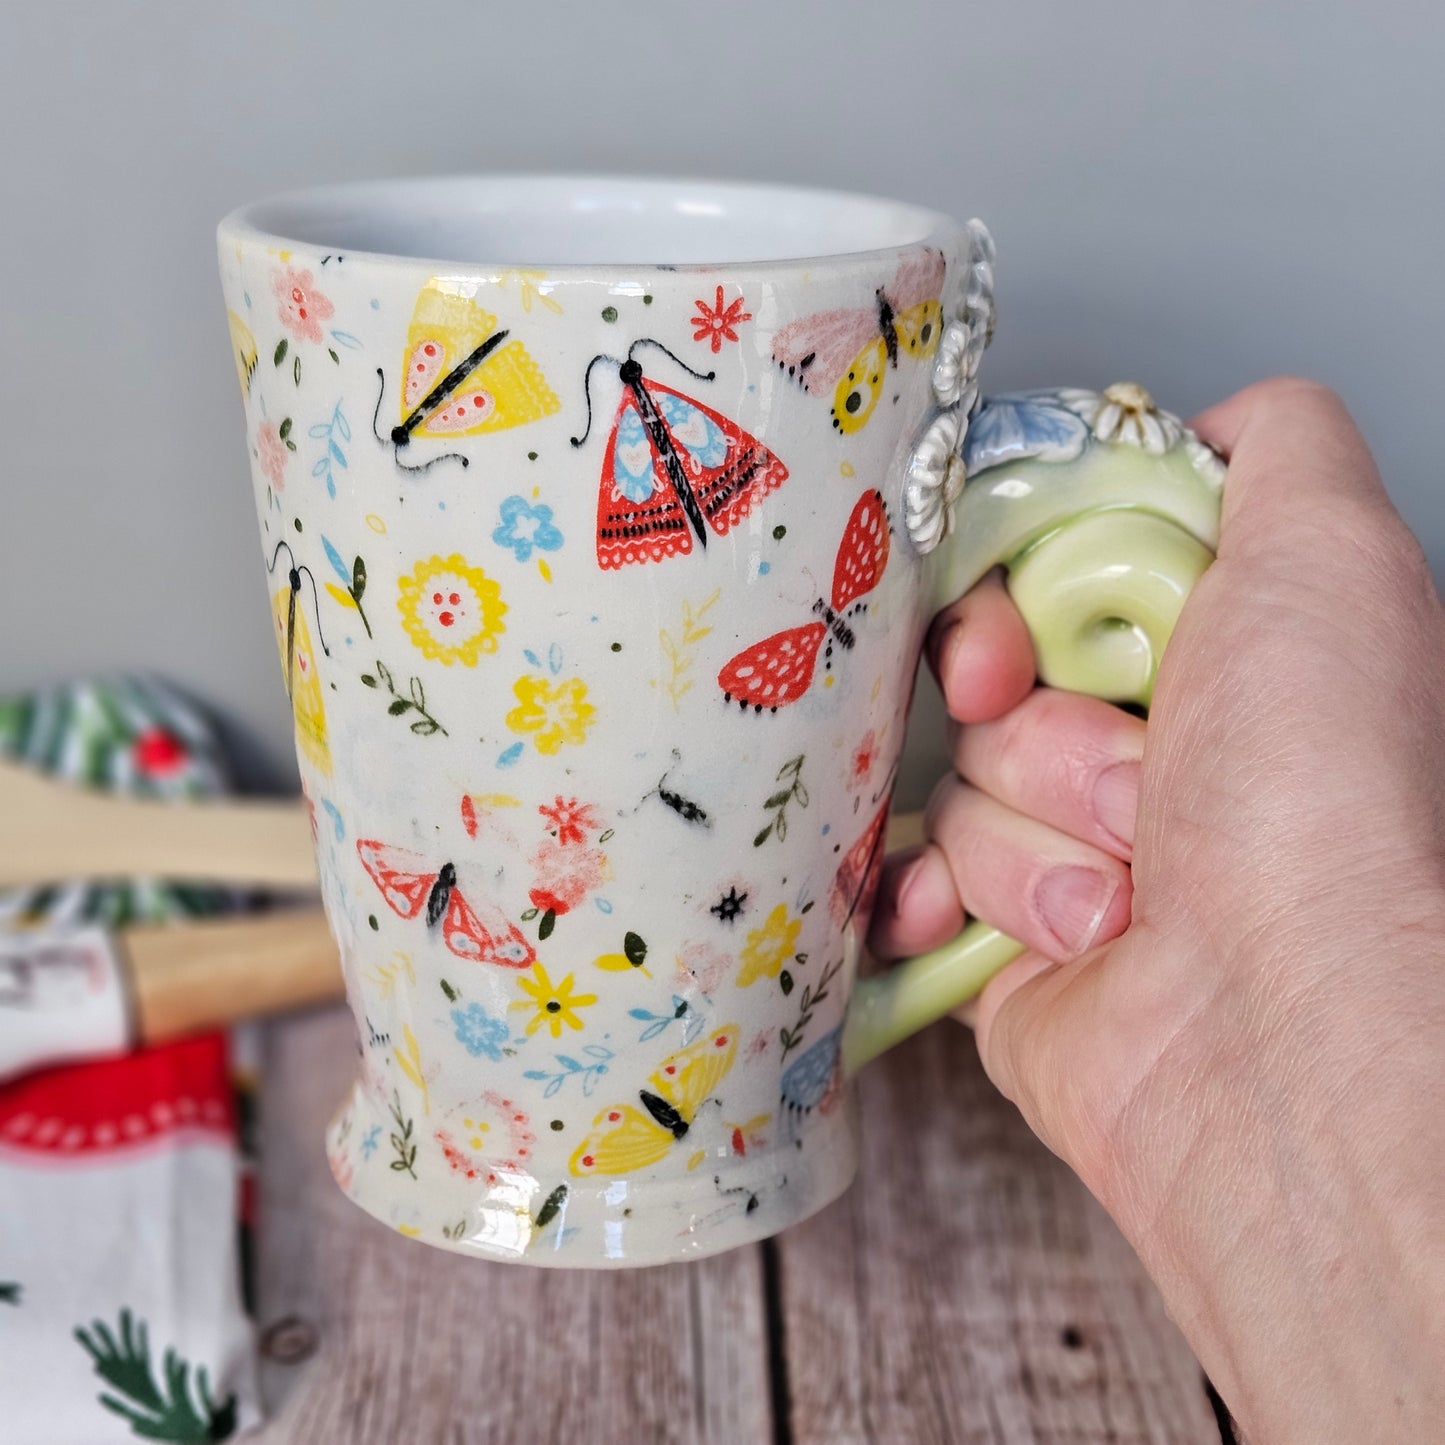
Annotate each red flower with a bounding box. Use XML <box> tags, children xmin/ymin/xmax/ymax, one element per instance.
<box><xmin>133</xmin><ymin>727</ymin><xmax>188</xmax><ymax>776</ymax></box>
<box><xmin>850</xmin><ymin>729</ymin><xmax>878</xmax><ymax>785</ymax></box>
<box><xmin>691</xmin><ymin>285</ymin><xmax>751</xmax><ymax>353</ymax></box>
<box><xmin>273</xmin><ymin>265</ymin><xmax>334</xmax><ymax>345</ymax></box>
<box><xmin>538</xmin><ymin>796</ymin><xmax>601</xmax><ymax>847</ymax></box>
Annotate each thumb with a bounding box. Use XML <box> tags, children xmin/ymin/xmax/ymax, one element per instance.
<box><xmin>970</xmin><ymin>943</ymin><xmax>1129</xmax><ymax>1190</ymax></box>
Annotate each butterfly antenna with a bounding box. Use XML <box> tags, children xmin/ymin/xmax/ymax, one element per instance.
<box><xmin>371</xmin><ymin>368</ymin><xmax>388</xmax><ymax>443</ymax></box>
<box><xmin>266</xmin><ymin>539</ymin><xmax>295</xmax><ymax>576</ymax></box>
<box><xmin>374</xmin><ymin>366</ymin><xmax>469</xmax><ymax>472</ymax></box>
<box><xmin>630</xmin><ymin>338</ymin><xmax>715</xmax><ymax>383</ymax></box>
<box><xmin>294</xmin><ymin>563</ymin><xmax>332</xmax><ymax>656</ymax></box>
<box><xmin>570</xmin><ymin>353</ymin><xmax>622</xmax><ymax>447</ymax></box>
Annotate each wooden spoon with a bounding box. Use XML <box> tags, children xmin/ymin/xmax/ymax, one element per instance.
<box><xmin>0</xmin><ymin>758</ymin><xmax>318</xmax><ymax>890</ymax></box>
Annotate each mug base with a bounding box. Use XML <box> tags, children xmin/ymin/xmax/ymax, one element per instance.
<box><xmin>323</xmin><ymin>1076</ymin><xmax>860</xmax><ymax>1268</ymax></box>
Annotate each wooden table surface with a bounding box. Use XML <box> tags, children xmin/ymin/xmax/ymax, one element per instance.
<box><xmin>251</xmin><ymin>1003</ymin><xmax>1224</xmax><ymax>1444</ymax></box>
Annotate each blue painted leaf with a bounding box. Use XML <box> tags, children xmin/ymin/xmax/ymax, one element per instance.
<box><xmin>312</xmin><ymin>457</ymin><xmax>329</xmax><ymax>477</ymax></box>
<box><xmin>555</xmin><ymin>1055</ymin><xmax>581</xmax><ymax>1071</ymax></box>
<box><xmin>497</xmin><ymin>741</ymin><xmax>524</xmax><ymax>768</ymax></box>
<box><xmin>583</xmin><ymin>1045</ymin><xmax>613</xmax><ymax>1060</ymax></box>
<box><xmin>595</xmin><ymin>898</ymin><xmax>614</xmax><ymax>914</ymax></box>
<box><xmin>523</xmin><ymin>649</ymin><xmax>541</xmax><ymax>668</ymax></box>
<box><xmin>308</xmin><ymin>422</ymin><xmax>331</xmax><ymax>439</ymax></box>
<box><xmin>543</xmin><ymin>1075</ymin><xmax>565</xmax><ymax>1100</ymax></box>
<box><xmin>334</xmin><ymin>408</ymin><xmax>352</xmax><ymax>441</ymax></box>
<box><xmin>330</xmin><ymin>440</ymin><xmax>348</xmax><ymax>468</ymax></box>
<box><xmin>523</xmin><ymin>1070</ymin><xmax>548</xmax><ymax>1082</ymax></box>
<box><xmin>628</xmin><ymin>1009</ymin><xmax>654</xmax><ymax>1021</ymax></box>
<box><xmin>639</xmin><ymin>1019</ymin><xmax>669</xmax><ymax>1042</ymax></box>
<box><xmin>548</xmin><ymin>642</ymin><xmax>564</xmax><ymax>675</ymax></box>
<box><xmin>321</xmin><ymin>536</ymin><xmax>351</xmax><ymax>585</ymax></box>
<box><xmin>330</xmin><ymin>329</ymin><xmax>363</xmax><ymax>350</ymax></box>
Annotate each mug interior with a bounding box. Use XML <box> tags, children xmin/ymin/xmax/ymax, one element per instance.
<box><xmin>224</xmin><ymin>175</ymin><xmax>953</xmax><ymax>269</ymax></box>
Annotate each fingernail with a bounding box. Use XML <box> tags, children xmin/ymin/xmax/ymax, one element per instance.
<box><xmin>1034</xmin><ymin>865</ymin><xmax>1116</xmax><ymax>955</ymax></box>
<box><xmin>895</xmin><ymin>847</ymin><xmax>944</xmax><ymax>918</ymax></box>
<box><xmin>1092</xmin><ymin>760</ymin><xmax>1140</xmax><ymax>849</ymax></box>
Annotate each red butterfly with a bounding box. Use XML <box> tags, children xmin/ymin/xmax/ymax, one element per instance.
<box><xmin>356</xmin><ymin>840</ymin><xmax>535</xmax><ymax>968</ymax></box>
<box><xmin>719</xmin><ymin>489</ymin><xmax>891</xmax><ymax>713</ymax></box>
<box><xmin>829</xmin><ymin>796</ymin><xmax>891</xmax><ymax>927</ymax></box>
<box><xmin>572</xmin><ymin>339</ymin><xmax>788</xmax><ymax>569</ymax></box>
<box><xmin>772</xmin><ymin>249</ymin><xmax>945</xmax><ymax>434</ymax></box>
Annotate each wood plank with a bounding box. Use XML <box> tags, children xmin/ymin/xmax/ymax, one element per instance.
<box><xmin>251</xmin><ymin>1005</ymin><xmax>773</xmax><ymax>1444</ymax></box>
<box><xmin>775</xmin><ymin>1023</ymin><xmax>1218</xmax><ymax>1444</ymax></box>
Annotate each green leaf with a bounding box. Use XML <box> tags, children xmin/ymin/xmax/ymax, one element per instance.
<box><xmin>284</xmin><ymin>438</ymin><xmax>297</xmax><ymax>452</ymax></box>
<box><xmin>328</xmin><ymin>347</ymin><xmax>340</xmax><ymax>364</ymax></box>
<box><xmin>538</xmin><ymin>908</ymin><xmax>556</xmax><ymax>941</ymax></box>
<box><xmin>764</xmin><ymin>790</ymin><xmax>793</xmax><ymax>809</ymax></box>
<box><xmin>535</xmin><ymin>1183</ymin><xmax>568</xmax><ymax>1229</ymax></box>
<box><xmin>387</xmin><ymin>699</ymin><xmax>412</xmax><ymax>715</ymax></box>
<box><xmin>440</xmin><ymin>979</ymin><xmax>457</xmax><ymax>1001</ymax></box>
<box><xmin>800</xmin><ymin>901</ymin><xmax>814</xmax><ymax>915</ymax></box>
<box><xmin>360</xmin><ymin>674</ymin><xmax>377</xmax><ymax>687</ymax></box>
<box><xmin>409</xmin><ymin>719</ymin><xmax>438</xmax><ymax>735</ymax></box>
<box><xmin>521</xmin><ymin>907</ymin><xmax>539</xmax><ymax>921</ymax></box>
<box><xmin>753</xmin><ymin>825</ymin><xmax>773</xmax><ymax>848</ymax></box>
<box><xmin>409</xmin><ymin>675</ymin><xmax>425</xmax><ymax>707</ymax></box>
<box><xmin>623</xmin><ymin>931</ymin><xmax>647</xmax><ymax>966</ymax></box>
<box><xmin>793</xmin><ymin>782</ymin><xmax>809</xmax><ymax>808</ymax></box>
<box><xmin>279</xmin><ymin>416</ymin><xmax>292</xmax><ymax>439</ymax></box>
<box><xmin>293</xmin><ymin>353</ymin><xmax>302</xmax><ymax>385</ymax></box>
<box><xmin>779</xmin><ymin>970</ymin><xmax>794</xmax><ymax>996</ymax></box>
<box><xmin>598</xmin><ymin>828</ymin><xmax>614</xmax><ymax>844</ymax></box>
<box><xmin>351</xmin><ymin>556</ymin><xmax>367</xmax><ymax>600</ymax></box>
<box><xmin>273</xmin><ymin>338</ymin><xmax>287</xmax><ymax>366</ymax></box>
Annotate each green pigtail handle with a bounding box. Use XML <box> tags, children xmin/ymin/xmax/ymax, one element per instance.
<box><xmin>844</xmin><ymin>384</ymin><xmax>1224</xmax><ymax>1073</ymax></box>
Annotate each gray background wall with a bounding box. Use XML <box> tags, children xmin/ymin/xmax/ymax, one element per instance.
<box><xmin>2</xmin><ymin>0</ymin><xmax>1440</xmax><ymax>804</ymax></box>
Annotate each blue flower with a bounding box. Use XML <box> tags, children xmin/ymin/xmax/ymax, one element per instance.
<box><xmin>452</xmin><ymin>1002</ymin><xmax>510</xmax><ymax>1060</ymax></box>
<box><xmin>360</xmin><ymin>1125</ymin><xmax>381</xmax><ymax>1159</ymax></box>
<box><xmin>493</xmin><ymin>494</ymin><xmax>564</xmax><ymax>562</ymax></box>
<box><xmin>962</xmin><ymin>390</ymin><xmax>1090</xmax><ymax>476</ymax></box>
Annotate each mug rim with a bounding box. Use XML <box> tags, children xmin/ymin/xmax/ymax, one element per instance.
<box><xmin>217</xmin><ymin>173</ymin><xmax>961</xmax><ymax>273</ymax></box>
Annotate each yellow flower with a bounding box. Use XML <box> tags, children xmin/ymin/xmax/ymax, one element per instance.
<box><xmin>737</xmin><ymin>903</ymin><xmax>802</xmax><ymax>987</ymax></box>
<box><xmin>398</xmin><ymin>553</ymin><xmax>506</xmax><ymax>665</ymax></box>
<box><xmin>505</xmin><ymin>674</ymin><xmax>597</xmax><ymax>755</ymax></box>
<box><xmin>511</xmin><ymin>962</ymin><xmax>598</xmax><ymax>1037</ymax></box>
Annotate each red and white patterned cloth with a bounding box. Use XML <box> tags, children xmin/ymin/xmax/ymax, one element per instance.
<box><xmin>0</xmin><ymin>1034</ymin><xmax>260</xmax><ymax>1441</ymax></box>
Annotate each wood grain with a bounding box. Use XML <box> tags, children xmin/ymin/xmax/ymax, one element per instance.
<box><xmin>774</xmin><ymin>1023</ymin><xmax>1217</xmax><ymax>1444</ymax></box>
<box><xmin>251</xmin><ymin>1006</ymin><xmax>773</xmax><ymax>1445</ymax></box>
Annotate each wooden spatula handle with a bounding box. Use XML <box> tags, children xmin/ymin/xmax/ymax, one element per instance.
<box><xmin>126</xmin><ymin>909</ymin><xmax>342</xmax><ymax>1042</ymax></box>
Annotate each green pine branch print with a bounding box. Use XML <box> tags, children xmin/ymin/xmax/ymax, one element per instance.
<box><xmin>74</xmin><ymin>1308</ymin><xmax>237</xmax><ymax>1441</ymax></box>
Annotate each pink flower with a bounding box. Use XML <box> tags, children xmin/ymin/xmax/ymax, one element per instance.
<box><xmin>539</xmin><ymin>796</ymin><xmax>602</xmax><ymax>847</ymax></box>
<box><xmin>528</xmin><ymin>836</ymin><xmax>607</xmax><ymax>916</ymax></box>
<box><xmin>850</xmin><ymin>729</ymin><xmax>878</xmax><ymax>785</ymax></box>
<box><xmin>256</xmin><ymin>419</ymin><xmax>288</xmax><ymax>489</ymax></box>
<box><xmin>273</xmin><ymin>265</ymin><xmax>334</xmax><ymax>345</ymax></box>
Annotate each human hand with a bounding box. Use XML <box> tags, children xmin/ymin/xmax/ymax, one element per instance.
<box><xmin>870</xmin><ymin>379</ymin><xmax>1445</xmax><ymax>1442</ymax></box>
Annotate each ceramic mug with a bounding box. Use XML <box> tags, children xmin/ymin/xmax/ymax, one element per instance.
<box><xmin>216</xmin><ymin>177</ymin><xmax>1223</xmax><ymax>1267</ymax></box>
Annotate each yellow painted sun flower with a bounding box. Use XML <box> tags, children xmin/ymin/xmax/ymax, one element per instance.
<box><xmin>737</xmin><ymin>903</ymin><xmax>802</xmax><ymax>987</ymax></box>
<box><xmin>505</xmin><ymin>674</ymin><xmax>597</xmax><ymax>755</ymax></box>
<box><xmin>511</xmin><ymin>962</ymin><xmax>599</xmax><ymax>1038</ymax></box>
<box><xmin>397</xmin><ymin>553</ymin><xmax>506</xmax><ymax>666</ymax></box>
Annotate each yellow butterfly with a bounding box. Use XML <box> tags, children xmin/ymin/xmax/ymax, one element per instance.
<box><xmin>270</xmin><ymin>547</ymin><xmax>332</xmax><ymax>777</ymax></box>
<box><xmin>391</xmin><ymin>280</ymin><xmax>560</xmax><ymax>454</ymax></box>
<box><xmin>569</xmin><ymin>1024</ymin><xmax>738</xmax><ymax>1177</ymax></box>
<box><xmin>228</xmin><ymin>310</ymin><xmax>257</xmax><ymax>398</ymax></box>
